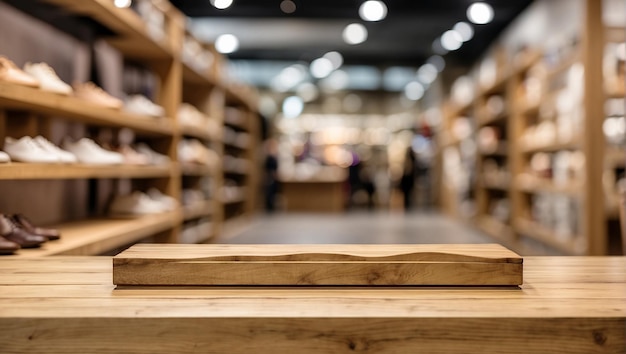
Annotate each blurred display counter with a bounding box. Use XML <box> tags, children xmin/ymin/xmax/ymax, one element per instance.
<box><xmin>279</xmin><ymin>166</ymin><xmax>347</xmax><ymax>212</ymax></box>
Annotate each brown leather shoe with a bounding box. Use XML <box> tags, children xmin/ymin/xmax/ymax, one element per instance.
<box><xmin>0</xmin><ymin>214</ymin><xmax>47</xmax><ymax>248</ymax></box>
<box><xmin>0</xmin><ymin>235</ymin><xmax>19</xmax><ymax>255</ymax></box>
<box><xmin>11</xmin><ymin>214</ymin><xmax>61</xmax><ymax>240</ymax></box>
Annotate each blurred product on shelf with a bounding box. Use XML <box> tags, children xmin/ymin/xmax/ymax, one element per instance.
<box><xmin>603</xmin><ymin>41</ymin><xmax>626</xmax><ymax>93</ymax></box>
<box><xmin>521</xmin><ymin>120</ymin><xmax>557</xmax><ymax>149</ymax></box>
<box><xmin>178</xmin><ymin>103</ymin><xmax>208</xmax><ymax>128</ymax></box>
<box><xmin>531</xmin><ymin>193</ymin><xmax>580</xmax><ymax>241</ymax></box>
<box><xmin>23</xmin><ymin>62</ymin><xmax>72</xmax><ymax>95</ymax></box>
<box><xmin>477</xmin><ymin>126</ymin><xmax>500</xmax><ymax>154</ymax></box>
<box><xmin>482</xmin><ymin>158</ymin><xmax>509</xmax><ymax>185</ymax></box>
<box><xmin>179</xmin><ymin>139</ymin><xmax>218</xmax><ymax>166</ymax></box>
<box><xmin>224</xmin><ymin>107</ymin><xmax>247</xmax><ymax>126</ymax></box>
<box><xmin>180</xmin><ymin>218</ymin><xmax>212</xmax><ymax>244</ymax></box>
<box><xmin>146</xmin><ymin>188</ymin><xmax>178</xmax><ymax>211</ymax></box>
<box><xmin>479</xmin><ymin>57</ymin><xmax>498</xmax><ymax>88</ymax></box>
<box><xmin>4</xmin><ymin>136</ymin><xmax>62</xmax><ymax>163</ymax></box>
<box><xmin>63</xmin><ymin>138</ymin><xmax>124</xmax><ymax>165</ymax></box>
<box><xmin>117</xmin><ymin>145</ymin><xmax>150</xmax><ymax>165</ymax></box>
<box><xmin>135</xmin><ymin>143</ymin><xmax>171</xmax><ymax>165</ymax></box>
<box><xmin>0</xmin><ymin>151</ymin><xmax>9</xmax><ymax>163</ymax></box>
<box><xmin>72</xmin><ymin>82</ymin><xmax>124</xmax><ymax>109</ymax></box>
<box><xmin>124</xmin><ymin>94</ymin><xmax>165</xmax><ymax>117</ymax></box>
<box><xmin>451</xmin><ymin>117</ymin><xmax>473</xmax><ymax>140</ymax></box>
<box><xmin>0</xmin><ymin>214</ymin><xmax>47</xmax><ymax>251</ymax></box>
<box><xmin>603</xmin><ymin>98</ymin><xmax>626</xmax><ymax>146</ymax></box>
<box><xmin>223</xmin><ymin>155</ymin><xmax>250</xmax><ymax>173</ymax></box>
<box><xmin>183</xmin><ymin>36</ymin><xmax>214</xmax><ymax>72</ymax></box>
<box><xmin>490</xmin><ymin>198</ymin><xmax>510</xmax><ymax>223</ymax></box>
<box><xmin>0</xmin><ymin>56</ymin><xmax>39</xmax><ymax>87</ymax></box>
<box><xmin>33</xmin><ymin>136</ymin><xmax>77</xmax><ymax>163</ymax></box>
<box><xmin>11</xmin><ymin>214</ymin><xmax>60</xmax><ymax>241</ymax></box>
<box><xmin>529</xmin><ymin>152</ymin><xmax>552</xmax><ymax>178</ymax></box>
<box><xmin>182</xmin><ymin>189</ymin><xmax>207</xmax><ymax>206</ymax></box>
<box><xmin>485</xmin><ymin>95</ymin><xmax>505</xmax><ymax>118</ymax></box>
<box><xmin>221</xmin><ymin>180</ymin><xmax>245</xmax><ymax>202</ymax></box>
<box><xmin>109</xmin><ymin>190</ymin><xmax>176</xmax><ymax>217</ymax></box>
<box><xmin>136</xmin><ymin>0</ymin><xmax>166</xmax><ymax>42</ymax></box>
<box><xmin>450</xmin><ymin>75</ymin><xmax>474</xmax><ymax>106</ymax></box>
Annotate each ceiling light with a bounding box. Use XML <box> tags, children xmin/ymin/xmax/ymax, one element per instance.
<box><xmin>323</xmin><ymin>51</ymin><xmax>344</xmax><ymax>69</ymax></box>
<box><xmin>359</xmin><ymin>1</ymin><xmax>388</xmax><ymax>22</ymax></box>
<box><xmin>211</xmin><ymin>0</ymin><xmax>233</xmax><ymax>10</ymax></box>
<box><xmin>113</xmin><ymin>0</ymin><xmax>131</xmax><ymax>8</ymax></box>
<box><xmin>280</xmin><ymin>0</ymin><xmax>296</xmax><ymax>14</ymax></box>
<box><xmin>215</xmin><ymin>34</ymin><xmax>239</xmax><ymax>54</ymax></box>
<box><xmin>321</xmin><ymin>70</ymin><xmax>350</xmax><ymax>91</ymax></box>
<box><xmin>404</xmin><ymin>81</ymin><xmax>424</xmax><ymax>101</ymax></box>
<box><xmin>453</xmin><ymin>22</ymin><xmax>474</xmax><ymax>42</ymax></box>
<box><xmin>426</xmin><ymin>55</ymin><xmax>445</xmax><ymax>72</ymax></box>
<box><xmin>441</xmin><ymin>30</ymin><xmax>463</xmax><ymax>51</ymax></box>
<box><xmin>283</xmin><ymin>96</ymin><xmax>304</xmax><ymax>118</ymax></box>
<box><xmin>343</xmin><ymin>23</ymin><xmax>368</xmax><ymax>45</ymax></box>
<box><xmin>417</xmin><ymin>63</ymin><xmax>438</xmax><ymax>85</ymax></box>
<box><xmin>467</xmin><ymin>2</ymin><xmax>494</xmax><ymax>25</ymax></box>
<box><xmin>310</xmin><ymin>58</ymin><xmax>334</xmax><ymax>79</ymax></box>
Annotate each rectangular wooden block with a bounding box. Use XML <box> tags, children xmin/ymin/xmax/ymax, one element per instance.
<box><xmin>113</xmin><ymin>244</ymin><xmax>523</xmax><ymax>286</ymax></box>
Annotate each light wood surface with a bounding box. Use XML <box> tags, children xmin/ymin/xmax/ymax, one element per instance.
<box><xmin>0</xmin><ymin>256</ymin><xmax>624</xmax><ymax>353</ymax></box>
<box><xmin>0</xmin><ymin>162</ymin><xmax>174</xmax><ymax>180</ymax></box>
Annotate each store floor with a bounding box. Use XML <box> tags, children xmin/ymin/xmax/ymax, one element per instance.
<box><xmin>220</xmin><ymin>211</ymin><xmax>492</xmax><ymax>244</ymax></box>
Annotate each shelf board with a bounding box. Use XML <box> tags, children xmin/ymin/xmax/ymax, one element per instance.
<box><xmin>513</xmin><ymin>50</ymin><xmax>542</xmax><ymax>74</ymax></box>
<box><xmin>9</xmin><ymin>211</ymin><xmax>180</xmax><ymax>257</ymax></box>
<box><xmin>223</xmin><ymin>167</ymin><xmax>250</xmax><ymax>176</ymax></box>
<box><xmin>0</xmin><ymin>162</ymin><xmax>173</xmax><ymax>180</ymax></box>
<box><xmin>606</xmin><ymin>86</ymin><xmax>625</xmax><ymax>99</ymax></box>
<box><xmin>0</xmin><ymin>83</ymin><xmax>173</xmax><ymax>136</ymax></box>
<box><xmin>180</xmin><ymin>124</ymin><xmax>215</xmax><ymax>141</ymax></box>
<box><xmin>479</xmin><ymin>72</ymin><xmax>511</xmax><ymax>96</ymax></box>
<box><xmin>181</xmin><ymin>163</ymin><xmax>213</xmax><ymax>176</ymax></box>
<box><xmin>519</xmin><ymin>139</ymin><xmax>580</xmax><ymax>154</ymax></box>
<box><xmin>41</xmin><ymin>0</ymin><xmax>174</xmax><ymax>60</ymax></box>
<box><xmin>475</xmin><ymin>215</ymin><xmax>515</xmax><ymax>246</ymax></box>
<box><xmin>515</xmin><ymin>175</ymin><xmax>581</xmax><ymax>196</ymax></box>
<box><xmin>224</xmin><ymin>140</ymin><xmax>249</xmax><ymax>150</ymax></box>
<box><xmin>605</xmin><ymin>146</ymin><xmax>625</xmax><ymax>168</ymax></box>
<box><xmin>447</xmin><ymin>101</ymin><xmax>473</xmax><ymax>119</ymax></box>
<box><xmin>223</xmin><ymin>195</ymin><xmax>246</xmax><ymax>205</ymax></box>
<box><xmin>182</xmin><ymin>62</ymin><xmax>220</xmax><ymax>87</ymax></box>
<box><xmin>546</xmin><ymin>52</ymin><xmax>581</xmax><ymax>80</ymax></box>
<box><xmin>514</xmin><ymin>218</ymin><xmax>581</xmax><ymax>255</ymax></box>
<box><xmin>182</xmin><ymin>200</ymin><xmax>214</xmax><ymax>221</ymax></box>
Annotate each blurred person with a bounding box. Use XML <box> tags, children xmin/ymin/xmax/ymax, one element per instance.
<box><xmin>399</xmin><ymin>146</ymin><xmax>417</xmax><ymax>211</ymax></box>
<box><xmin>264</xmin><ymin>138</ymin><xmax>280</xmax><ymax>213</ymax></box>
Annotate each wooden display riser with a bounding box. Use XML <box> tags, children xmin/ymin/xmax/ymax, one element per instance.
<box><xmin>0</xmin><ymin>256</ymin><xmax>624</xmax><ymax>353</ymax></box>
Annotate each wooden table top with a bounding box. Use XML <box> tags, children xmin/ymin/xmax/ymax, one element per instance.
<box><xmin>0</xmin><ymin>256</ymin><xmax>624</xmax><ymax>319</ymax></box>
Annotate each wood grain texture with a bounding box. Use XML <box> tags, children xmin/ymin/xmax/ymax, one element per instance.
<box><xmin>0</xmin><ymin>257</ymin><xmax>624</xmax><ymax>353</ymax></box>
<box><xmin>112</xmin><ymin>244</ymin><xmax>523</xmax><ymax>286</ymax></box>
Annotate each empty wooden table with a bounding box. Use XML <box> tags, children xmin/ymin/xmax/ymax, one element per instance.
<box><xmin>0</xmin><ymin>256</ymin><xmax>624</xmax><ymax>353</ymax></box>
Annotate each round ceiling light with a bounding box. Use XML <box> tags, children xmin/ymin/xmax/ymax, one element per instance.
<box><xmin>215</xmin><ymin>34</ymin><xmax>239</xmax><ymax>54</ymax></box>
<box><xmin>467</xmin><ymin>2</ymin><xmax>494</xmax><ymax>25</ymax></box>
<box><xmin>441</xmin><ymin>30</ymin><xmax>463</xmax><ymax>51</ymax></box>
<box><xmin>114</xmin><ymin>0</ymin><xmax>131</xmax><ymax>8</ymax></box>
<box><xmin>359</xmin><ymin>1</ymin><xmax>388</xmax><ymax>22</ymax></box>
<box><xmin>323</xmin><ymin>51</ymin><xmax>344</xmax><ymax>70</ymax></box>
<box><xmin>280</xmin><ymin>0</ymin><xmax>296</xmax><ymax>14</ymax></box>
<box><xmin>453</xmin><ymin>22</ymin><xmax>474</xmax><ymax>42</ymax></box>
<box><xmin>343</xmin><ymin>23</ymin><xmax>368</xmax><ymax>45</ymax></box>
<box><xmin>426</xmin><ymin>55</ymin><xmax>446</xmax><ymax>72</ymax></box>
<box><xmin>211</xmin><ymin>0</ymin><xmax>234</xmax><ymax>10</ymax></box>
<box><xmin>404</xmin><ymin>81</ymin><xmax>424</xmax><ymax>101</ymax></box>
<box><xmin>310</xmin><ymin>58</ymin><xmax>334</xmax><ymax>79</ymax></box>
<box><xmin>283</xmin><ymin>96</ymin><xmax>304</xmax><ymax>118</ymax></box>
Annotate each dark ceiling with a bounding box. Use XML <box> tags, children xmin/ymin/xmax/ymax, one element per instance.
<box><xmin>171</xmin><ymin>0</ymin><xmax>534</xmax><ymax>68</ymax></box>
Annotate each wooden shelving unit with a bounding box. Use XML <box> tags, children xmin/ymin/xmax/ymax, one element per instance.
<box><xmin>0</xmin><ymin>0</ymin><xmax>260</xmax><ymax>257</ymax></box>
<box><xmin>437</xmin><ymin>0</ymin><xmax>622</xmax><ymax>255</ymax></box>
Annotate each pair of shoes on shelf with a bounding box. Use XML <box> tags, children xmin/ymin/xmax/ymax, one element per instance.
<box><xmin>109</xmin><ymin>189</ymin><xmax>178</xmax><ymax>217</ymax></box>
<box><xmin>178</xmin><ymin>103</ymin><xmax>208</xmax><ymax>128</ymax></box>
<box><xmin>0</xmin><ymin>150</ymin><xmax>10</xmax><ymax>163</ymax></box>
<box><xmin>125</xmin><ymin>95</ymin><xmax>165</xmax><ymax>117</ymax></box>
<box><xmin>179</xmin><ymin>139</ymin><xmax>218</xmax><ymax>166</ymax></box>
<box><xmin>73</xmin><ymin>82</ymin><xmax>123</xmax><ymax>109</ymax></box>
<box><xmin>63</xmin><ymin>138</ymin><xmax>124</xmax><ymax>165</ymax></box>
<box><xmin>4</xmin><ymin>136</ymin><xmax>77</xmax><ymax>163</ymax></box>
<box><xmin>0</xmin><ymin>56</ymin><xmax>39</xmax><ymax>87</ymax></box>
<box><xmin>0</xmin><ymin>214</ymin><xmax>60</xmax><ymax>254</ymax></box>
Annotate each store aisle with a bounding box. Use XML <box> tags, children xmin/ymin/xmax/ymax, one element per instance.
<box><xmin>220</xmin><ymin>211</ymin><xmax>492</xmax><ymax>244</ymax></box>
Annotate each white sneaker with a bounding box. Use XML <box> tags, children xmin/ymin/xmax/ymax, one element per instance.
<box><xmin>4</xmin><ymin>136</ymin><xmax>59</xmax><ymax>163</ymax></box>
<box><xmin>147</xmin><ymin>188</ymin><xmax>178</xmax><ymax>211</ymax></box>
<box><xmin>33</xmin><ymin>136</ymin><xmax>77</xmax><ymax>163</ymax></box>
<box><xmin>63</xmin><ymin>138</ymin><xmax>123</xmax><ymax>165</ymax></box>
<box><xmin>135</xmin><ymin>143</ymin><xmax>170</xmax><ymax>165</ymax></box>
<box><xmin>0</xmin><ymin>151</ymin><xmax>10</xmax><ymax>163</ymax></box>
<box><xmin>23</xmin><ymin>62</ymin><xmax>72</xmax><ymax>95</ymax></box>
<box><xmin>109</xmin><ymin>191</ymin><xmax>168</xmax><ymax>216</ymax></box>
<box><xmin>125</xmin><ymin>95</ymin><xmax>165</xmax><ymax>117</ymax></box>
